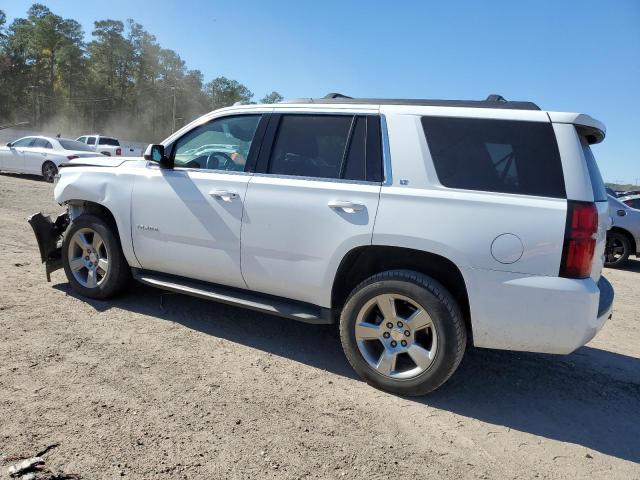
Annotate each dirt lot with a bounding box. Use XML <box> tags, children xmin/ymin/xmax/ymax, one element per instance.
<box><xmin>0</xmin><ymin>173</ymin><xmax>638</xmax><ymax>479</ymax></box>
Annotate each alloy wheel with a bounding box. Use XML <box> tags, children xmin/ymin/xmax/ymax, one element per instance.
<box><xmin>354</xmin><ymin>294</ymin><xmax>438</xmax><ymax>379</ymax></box>
<box><xmin>43</xmin><ymin>162</ymin><xmax>57</xmax><ymax>182</ymax></box>
<box><xmin>605</xmin><ymin>237</ymin><xmax>626</xmax><ymax>264</ymax></box>
<box><xmin>67</xmin><ymin>228</ymin><xmax>109</xmax><ymax>288</ymax></box>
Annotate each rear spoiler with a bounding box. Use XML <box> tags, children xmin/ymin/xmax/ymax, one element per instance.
<box><xmin>547</xmin><ymin>112</ymin><xmax>606</xmax><ymax>144</ymax></box>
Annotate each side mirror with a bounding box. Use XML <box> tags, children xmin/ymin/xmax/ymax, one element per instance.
<box><xmin>144</xmin><ymin>144</ymin><xmax>173</xmax><ymax>169</ymax></box>
<box><xmin>6</xmin><ymin>142</ymin><xmax>12</xmax><ymax>148</ymax></box>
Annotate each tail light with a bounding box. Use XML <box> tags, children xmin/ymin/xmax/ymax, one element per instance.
<box><xmin>116</xmin><ymin>148</ymin><xmax>122</xmax><ymax>156</ymax></box>
<box><xmin>67</xmin><ymin>155</ymin><xmax>78</xmax><ymax>160</ymax></box>
<box><xmin>560</xmin><ymin>201</ymin><xmax>598</xmax><ymax>278</ymax></box>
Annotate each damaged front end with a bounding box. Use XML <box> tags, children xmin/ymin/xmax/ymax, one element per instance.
<box><xmin>27</xmin><ymin>212</ymin><xmax>69</xmax><ymax>281</ymax></box>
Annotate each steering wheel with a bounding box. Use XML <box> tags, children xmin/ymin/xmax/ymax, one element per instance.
<box><xmin>206</xmin><ymin>152</ymin><xmax>234</xmax><ymax>170</ymax></box>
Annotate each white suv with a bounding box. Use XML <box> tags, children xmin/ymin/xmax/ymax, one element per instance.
<box><xmin>29</xmin><ymin>94</ymin><xmax>614</xmax><ymax>395</ymax></box>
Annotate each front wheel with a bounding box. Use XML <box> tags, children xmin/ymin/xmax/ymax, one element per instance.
<box><xmin>61</xmin><ymin>214</ymin><xmax>130</xmax><ymax>299</ymax></box>
<box><xmin>42</xmin><ymin>161</ymin><xmax>58</xmax><ymax>183</ymax></box>
<box><xmin>339</xmin><ymin>270</ymin><xmax>466</xmax><ymax>396</ymax></box>
<box><xmin>604</xmin><ymin>231</ymin><xmax>631</xmax><ymax>268</ymax></box>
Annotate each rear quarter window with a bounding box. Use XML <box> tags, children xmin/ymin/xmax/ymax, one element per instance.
<box><xmin>421</xmin><ymin>117</ymin><xmax>566</xmax><ymax>198</ymax></box>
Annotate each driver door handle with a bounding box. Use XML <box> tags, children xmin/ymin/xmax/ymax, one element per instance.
<box><xmin>328</xmin><ymin>200</ymin><xmax>365</xmax><ymax>213</ymax></box>
<box><xmin>209</xmin><ymin>189</ymin><xmax>238</xmax><ymax>202</ymax></box>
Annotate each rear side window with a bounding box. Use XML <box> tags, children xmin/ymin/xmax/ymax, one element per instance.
<box><xmin>421</xmin><ymin>117</ymin><xmax>566</xmax><ymax>198</ymax></box>
<box><xmin>268</xmin><ymin>114</ymin><xmax>380</xmax><ymax>181</ymax></box>
<box><xmin>98</xmin><ymin>137</ymin><xmax>120</xmax><ymax>146</ymax></box>
<box><xmin>269</xmin><ymin>115</ymin><xmax>351</xmax><ymax>179</ymax></box>
<box><xmin>580</xmin><ymin>138</ymin><xmax>607</xmax><ymax>202</ymax></box>
<box><xmin>624</xmin><ymin>198</ymin><xmax>640</xmax><ymax>209</ymax></box>
<box><xmin>32</xmin><ymin>138</ymin><xmax>53</xmax><ymax>149</ymax></box>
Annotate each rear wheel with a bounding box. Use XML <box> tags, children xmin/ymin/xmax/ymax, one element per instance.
<box><xmin>42</xmin><ymin>161</ymin><xmax>57</xmax><ymax>183</ymax></box>
<box><xmin>62</xmin><ymin>215</ymin><xmax>129</xmax><ymax>299</ymax></box>
<box><xmin>604</xmin><ymin>231</ymin><xmax>631</xmax><ymax>268</ymax></box>
<box><xmin>339</xmin><ymin>270</ymin><xmax>466</xmax><ymax>396</ymax></box>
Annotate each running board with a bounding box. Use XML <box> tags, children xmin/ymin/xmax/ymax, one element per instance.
<box><xmin>132</xmin><ymin>269</ymin><xmax>333</xmax><ymax>325</ymax></box>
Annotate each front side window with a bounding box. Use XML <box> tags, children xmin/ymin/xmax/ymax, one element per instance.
<box><xmin>421</xmin><ymin>117</ymin><xmax>566</xmax><ymax>198</ymax></box>
<box><xmin>173</xmin><ymin>115</ymin><xmax>261</xmax><ymax>171</ymax></box>
<box><xmin>87</xmin><ymin>137</ymin><xmax>96</xmax><ymax>145</ymax></box>
<box><xmin>12</xmin><ymin>137</ymin><xmax>35</xmax><ymax>148</ymax></box>
<box><xmin>77</xmin><ymin>136</ymin><xmax>87</xmax><ymax>143</ymax></box>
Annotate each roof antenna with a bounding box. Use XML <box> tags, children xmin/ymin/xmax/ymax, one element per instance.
<box><xmin>486</xmin><ymin>94</ymin><xmax>507</xmax><ymax>103</ymax></box>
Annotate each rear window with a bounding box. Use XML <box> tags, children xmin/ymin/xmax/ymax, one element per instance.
<box><xmin>580</xmin><ymin>138</ymin><xmax>607</xmax><ymax>202</ymax></box>
<box><xmin>98</xmin><ymin>137</ymin><xmax>120</xmax><ymax>146</ymax></box>
<box><xmin>421</xmin><ymin>117</ymin><xmax>566</xmax><ymax>198</ymax></box>
<box><xmin>59</xmin><ymin>139</ymin><xmax>95</xmax><ymax>152</ymax></box>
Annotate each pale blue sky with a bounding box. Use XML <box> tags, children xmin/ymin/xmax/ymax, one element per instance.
<box><xmin>3</xmin><ymin>0</ymin><xmax>639</xmax><ymax>183</ymax></box>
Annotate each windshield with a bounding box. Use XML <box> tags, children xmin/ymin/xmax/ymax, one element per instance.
<box><xmin>98</xmin><ymin>137</ymin><xmax>120</xmax><ymax>146</ymax></box>
<box><xmin>59</xmin><ymin>139</ymin><xmax>95</xmax><ymax>152</ymax></box>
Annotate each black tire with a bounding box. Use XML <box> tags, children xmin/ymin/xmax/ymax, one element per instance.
<box><xmin>42</xmin><ymin>161</ymin><xmax>58</xmax><ymax>183</ymax></box>
<box><xmin>339</xmin><ymin>269</ymin><xmax>466</xmax><ymax>396</ymax></box>
<box><xmin>604</xmin><ymin>231</ymin><xmax>631</xmax><ymax>268</ymax></box>
<box><xmin>61</xmin><ymin>214</ymin><xmax>130</xmax><ymax>299</ymax></box>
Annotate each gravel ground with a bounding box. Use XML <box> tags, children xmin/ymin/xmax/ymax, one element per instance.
<box><xmin>0</xmin><ymin>172</ymin><xmax>638</xmax><ymax>479</ymax></box>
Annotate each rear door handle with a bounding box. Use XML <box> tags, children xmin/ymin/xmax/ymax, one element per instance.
<box><xmin>209</xmin><ymin>190</ymin><xmax>238</xmax><ymax>202</ymax></box>
<box><xmin>328</xmin><ymin>200</ymin><xmax>365</xmax><ymax>213</ymax></box>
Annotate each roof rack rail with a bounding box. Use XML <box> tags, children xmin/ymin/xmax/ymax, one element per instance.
<box><xmin>323</xmin><ymin>93</ymin><xmax>353</xmax><ymax>99</ymax></box>
<box><xmin>281</xmin><ymin>93</ymin><xmax>540</xmax><ymax>110</ymax></box>
<box><xmin>485</xmin><ymin>94</ymin><xmax>507</xmax><ymax>103</ymax></box>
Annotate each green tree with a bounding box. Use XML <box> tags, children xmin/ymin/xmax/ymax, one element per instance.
<box><xmin>207</xmin><ymin>76</ymin><xmax>253</xmax><ymax>110</ymax></box>
<box><xmin>260</xmin><ymin>91</ymin><xmax>283</xmax><ymax>104</ymax></box>
<box><xmin>0</xmin><ymin>4</ymin><xmax>85</xmax><ymax>125</ymax></box>
<box><xmin>0</xmin><ymin>4</ymin><xmax>278</xmax><ymax>140</ymax></box>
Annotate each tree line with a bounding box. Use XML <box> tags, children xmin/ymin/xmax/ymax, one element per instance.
<box><xmin>0</xmin><ymin>4</ymin><xmax>283</xmax><ymax>141</ymax></box>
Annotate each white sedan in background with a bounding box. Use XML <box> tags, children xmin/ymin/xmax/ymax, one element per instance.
<box><xmin>0</xmin><ymin>136</ymin><xmax>104</xmax><ymax>182</ymax></box>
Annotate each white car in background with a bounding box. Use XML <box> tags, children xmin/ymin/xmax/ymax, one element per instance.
<box><xmin>0</xmin><ymin>136</ymin><xmax>103</xmax><ymax>182</ymax></box>
<box><xmin>605</xmin><ymin>194</ymin><xmax>640</xmax><ymax>267</ymax></box>
<box><xmin>76</xmin><ymin>135</ymin><xmax>122</xmax><ymax>156</ymax></box>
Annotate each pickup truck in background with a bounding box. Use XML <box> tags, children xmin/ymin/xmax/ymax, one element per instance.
<box><xmin>76</xmin><ymin>135</ymin><xmax>147</xmax><ymax>157</ymax></box>
<box><xmin>76</xmin><ymin>135</ymin><xmax>122</xmax><ymax>156</ymax></box>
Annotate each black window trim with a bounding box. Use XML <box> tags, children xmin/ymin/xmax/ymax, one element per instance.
<box><xmin>254</xmin><ymin>112</ymin><xmax>383</xmax><ymax>184</ymax></box>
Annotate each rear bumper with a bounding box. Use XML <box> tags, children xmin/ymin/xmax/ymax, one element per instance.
<box><xmin>465</xmin><ymin>268</ymin><xmax>614</xmax><ymax>354</ymax></box>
